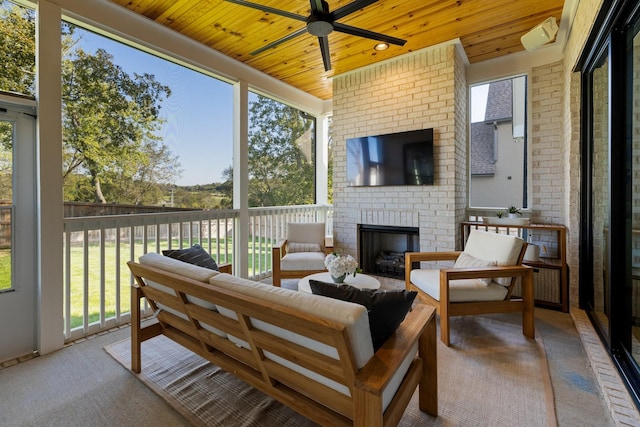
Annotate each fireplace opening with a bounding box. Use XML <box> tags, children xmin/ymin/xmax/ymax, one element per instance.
<box><xmin>358</xmin><ymin>224</ymin><xmax>419</xmax><ymax>279</ymax></box>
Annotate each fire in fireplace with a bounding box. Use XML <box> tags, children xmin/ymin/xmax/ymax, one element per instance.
<box><xmin>358</xmin><ymin>224</ymin><xmax>419</xmax><ymax>279</ymax></box>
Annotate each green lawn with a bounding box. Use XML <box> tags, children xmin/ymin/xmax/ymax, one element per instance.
<box><xmin>66</xmin><ymin>237</ymin><xmax>273</xmax><ymax>329</ymax></box>
<box><xmin>0</xmin><ymin>249</ymin><xmax>10</xmax><ymax>290</ymax></box>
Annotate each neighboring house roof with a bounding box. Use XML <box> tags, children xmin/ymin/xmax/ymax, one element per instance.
<box><xmin>485</xmin><ymin>80</ymin><xmax>513</xmax><ymax>122</ymax></box>
<box><xmin>471</xmin><ymin>122</ymin><xmax>495</xmax><ymax>175</ymax></box>
<box><xmin>471</xmin><ymin>79</ymin><xmax>513</xmax><ymax>176</ymax></box>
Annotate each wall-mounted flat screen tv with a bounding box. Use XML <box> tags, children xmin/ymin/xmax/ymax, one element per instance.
<box><xmin>346</xmin><ymin>128</ymin><xmax>434</xmax><ymax>186</ymax></box>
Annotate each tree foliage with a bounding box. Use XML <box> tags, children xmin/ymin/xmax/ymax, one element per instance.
<box><xmin>247</xmin><ymin>95</ymin><xmax>315</xmax><ymax>207</ymax></box>
<box><xmin>1</xmin><ymin>3</ymin><xmax>182</xmax><ymax>205</ymax></box>
<box><xmin>0</xmin><ymin>4</ymin><xmax>35</xmax><ymax>95</ymax></box>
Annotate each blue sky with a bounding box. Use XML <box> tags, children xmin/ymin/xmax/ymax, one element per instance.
<box><xmin>75</xmin><ymin>27</ymin><xmax>234</xmax><ymax>186</ymax></box>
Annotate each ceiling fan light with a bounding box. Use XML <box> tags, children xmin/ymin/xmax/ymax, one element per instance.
<box><xmin>374</xmin><ymin>43</ymin><xmax>389</xmax><ymax>51</ymax></box>
<box><xmin>307</xmin><ymin>19</ymin><xmax>333</xmax><ymax>37</ymax></box>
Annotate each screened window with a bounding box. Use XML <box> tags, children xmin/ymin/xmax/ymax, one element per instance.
<box><xmin>469</xmin><ymin>76</ymin><xmax>528</xmax><ymax>209</ymax></box>
<box><xmin>61</xmin><ymin>24</ymin><xmax>234</xmax><ymax>209</ymax></box>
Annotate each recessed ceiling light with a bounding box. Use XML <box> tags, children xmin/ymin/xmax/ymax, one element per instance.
<box><xmin>374</xmin><ymin>43</ymin><xmax>389</xmax><ymax>51</ymax></box>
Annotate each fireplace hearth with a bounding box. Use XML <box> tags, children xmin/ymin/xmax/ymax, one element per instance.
<box><xmin>358</xmin><ymin>224</ymin><xmax>419</xmax><ymax>279</ymax></box>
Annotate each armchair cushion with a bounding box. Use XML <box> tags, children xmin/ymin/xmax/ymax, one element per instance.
<box><xmin>280</xmin><ymin>251</ymin><xmax>326</xmax><ymax>271</ymax></box>
<box><xmin>463</xmin><ymin>230</ymin><xmax>524</xmax><ymax>287</ymax></box>
<box><xmin>287</xmin><ymin>242</ymin><xmax>322</xmax><ymax>253</ymax></box>
<box><xmin>410</xmin><ymin>269</ymin><xmax>509</xmax><ymax>302</ymax></box>
<box><xmin>287</xmin><ymin>222</ymin><xmax>325</xmax><ymax>250</ymax></box>
<box><xmin>309</xmin><ymin>280</ymin><xmax>417</xmax><ymax>351</ymax></box>
<box><xmin>453</xmin><ymin>252</ymin><xmax>497</xmax><ymax>286</ymax></box>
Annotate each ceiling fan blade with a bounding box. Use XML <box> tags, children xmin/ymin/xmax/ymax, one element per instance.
<box><xmin>250</xmin><ymin>28</ymin><xmax>308</xmax><ymax>55</ymax></box>
<box><xmin>318</xmin><ymin>36</ymin><xmax>331</xmax><ymax>71</ymax></box>
<box><xmin>333</xmin><ymin>22</ymin><xmax>406</xmax><ymax>46</ymax></box>
<box><xmin>309</xmin><ymin>0</ymin><xmax>326</xmax><ymax>15</ymax></box>
<box><xmin>224</xmin><ymin>0</ymin><xmax>307</xmax><ymax>22</ymax></box>
<box><xmin>333</xmin><ymin>0</ymin><xmax>379</xmax><ymax>21</ymax></box>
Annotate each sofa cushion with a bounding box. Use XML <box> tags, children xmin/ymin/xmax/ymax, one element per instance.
<box><xmin>162</xmin><ymin>244</ymin><xmax>219</xmax><ymax>271</ymax></box>
<box><xmin>410</xmin><ymin>268</ymin><xmax>509</xmax><ymax>302</ymax></box>
<box><xmin>139</xmin><ymin>252</ymin><xmax>219</xmax><ymax>283</ymax></box>
<box><xmin>309</xmin><ymin>280</ymin><xmax>417</xmax><ymax>351</ymax></box>
<box><xmin>209</xmin><ymin>273</ymin><xmax>373</xmax><ymax>365</ymax></box>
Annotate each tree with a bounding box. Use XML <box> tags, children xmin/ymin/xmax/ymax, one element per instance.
<box><xmin>0</xmin><ymin>3</ymin><xmax>35</xmax><ymax>95</ymax></box>
<box><xmin>62</xmin><ymin>47</ymin><xmax>180</xmax><ymax>203</ymax></box>
<box><xmin>248</xmin><ymin>95</ymin><xmax>315</xmax><ymax>207</ymax></box>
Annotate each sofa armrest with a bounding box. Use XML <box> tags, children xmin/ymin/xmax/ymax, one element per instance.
<box><xmin>354</xmin><ymin>304</ymin><xmax>437</xmax><ymax>424</ymax></box>
<box><xmin>218</xmin><ymin>263</ymin><xmax>232</xmax><ymax>274</ymax></box>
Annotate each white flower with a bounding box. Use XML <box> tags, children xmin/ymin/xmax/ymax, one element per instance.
<box><xmin>324</xmin><ymin>253</ymin><xmax>359</xmax><ymax>277</ymax></box>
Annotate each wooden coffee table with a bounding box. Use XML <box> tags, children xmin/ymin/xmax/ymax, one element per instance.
<box><xmin>298</xmin><ymin>271</ymin><xmax>380</xmax><ymax>293</ymax></box>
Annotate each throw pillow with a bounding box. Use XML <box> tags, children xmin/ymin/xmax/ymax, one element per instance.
<box><xmin>162</xmin><ymin>244</ymin><xmax>219</xmax><ymax>271</ymax></box>
<box><xmin>287</xmin><ymin>242</ymin><xmax>322</xmax><ymax>253</ymax></box>
<box><xmin>453</xmin><ymin>252</ymin><xmax>498</xmax><ymax>286</ymax></box>
<box><xmin>308</xmin><ymin>280</ymin><xmax>417</xmax><ymax>351</ymax></box>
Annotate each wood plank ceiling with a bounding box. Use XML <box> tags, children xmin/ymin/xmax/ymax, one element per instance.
<box><xmin>108</xmin><ymin>0</ymin><xmax>565</xmax><ymax>100</ymax></box>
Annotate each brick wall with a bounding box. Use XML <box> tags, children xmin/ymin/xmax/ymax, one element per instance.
<box><xmin>563</xmin><ymin>0</ymin><xmax>604</xmax><ymax>306</ymax></box>
<box><xmin>331</xmin><ymin>43</ymin><xmax>466</xmax><ymax>257</ymax></box>
<box><xmin>330</xmin><ymin>0</ymin><xmax>604</xmax><ymax>310</ymax></box>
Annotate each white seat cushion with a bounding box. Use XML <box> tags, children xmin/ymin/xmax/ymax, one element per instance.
<box><xmin>140</xmin><ymin>252</ymin><xmax>220</xmax><ymax>283</ymax></box>
<box><xmin>410</xmin><ymin>269</ymin><xmax>509</xmax><ymax>302</ymax></box>
<box><xmin>280</xmin><ymin>251</ymin><xmax>326</xmax><ymax>271</ymax></box>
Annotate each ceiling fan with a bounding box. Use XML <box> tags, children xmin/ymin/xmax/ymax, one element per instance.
<box><xmin>224</xmin><ymin>0</ymin><xmax>407</xmax><ymax>71</ymax></box>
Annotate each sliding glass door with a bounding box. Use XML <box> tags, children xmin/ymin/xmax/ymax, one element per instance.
<box><xmin>580</xmin><ymin>0</ymin><xmax>640</xmax><ymax>405</ymax></box>
<box><xmin>630</xmin><ymin>15</ymin><xmax>640</xmax><ymax>369</ymax></box>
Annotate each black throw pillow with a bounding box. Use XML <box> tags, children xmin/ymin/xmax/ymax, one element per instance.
<box><xmin>308</xmin><ymin>279</ymin><xmax>417</xmax><ymax>351</ymax></box>
<box><xmin>162</xmin><ymin>244</ymin><xmax>219</xmax><ymax>271</ymax></box>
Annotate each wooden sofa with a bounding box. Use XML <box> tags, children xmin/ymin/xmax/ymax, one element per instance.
<box><xmin>128</xmin><ymin>253</ymin><xmax>437</xmax><ymax>426</ymax></box>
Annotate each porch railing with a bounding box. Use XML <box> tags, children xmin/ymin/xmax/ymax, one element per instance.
<box><xmin>62</xmin><ymin>204</ymin><xmax>332</xmax><ymax>341</ymax></box>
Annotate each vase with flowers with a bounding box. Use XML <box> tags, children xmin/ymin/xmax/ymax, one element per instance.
<box><xmin>324</xmin><ymin>253</ymin><xmax>359</xmax><ymax>283</ymax></box>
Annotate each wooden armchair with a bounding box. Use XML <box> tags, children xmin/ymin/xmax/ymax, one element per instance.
<box><xmin>271</xmin><ymin>222</ymin><xmax>333</xmax><ymax>287</ymax></box>
<box><xmin>405</xmin><ymin>229</ymin><xmax>534</xmax><ymax>346</ymax></box>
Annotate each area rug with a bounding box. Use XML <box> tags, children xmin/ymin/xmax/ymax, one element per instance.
<box><xmin>105</xmin><ymin>314</ymin><xmax>557</xmax><ymax>426</ymax></box>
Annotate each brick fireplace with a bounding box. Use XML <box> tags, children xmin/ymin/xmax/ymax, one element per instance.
<box><xmin>330</xmin><ymin>42</ymin><xmax>469</xmax><ymax>262</ymax></box>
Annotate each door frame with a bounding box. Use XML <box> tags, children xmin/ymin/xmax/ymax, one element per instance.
<box><xmin>0</xmin><ymin>95</ymin><xmax>38</xmax><ymax>362</ymax></box>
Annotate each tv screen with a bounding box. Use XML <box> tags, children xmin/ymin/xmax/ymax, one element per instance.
<box><xmin>346</xmin><ymin>128</ymin><xmax>434</xmax><ymax>186</ymax></box>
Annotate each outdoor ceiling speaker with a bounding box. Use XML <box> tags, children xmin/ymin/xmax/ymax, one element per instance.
<box><xmin>521</xmin><ymin>17</ymin><xmax>558</xmax><ymax>51</ymax></box>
